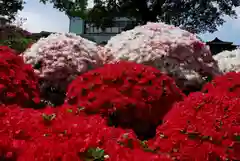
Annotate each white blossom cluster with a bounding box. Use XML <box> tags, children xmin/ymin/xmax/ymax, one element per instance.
<box><xmin>22</xmin><ymin>33</ymin><xmax>103</xmax><ymax>92</ymax></box>
<box><xmin>214</xmin><ymin>49</ymin><xmax>240</xmax><ymax>73</ymax></box>
<box><xmin>103</xmin><ymin>22</ymin><xmax>221</xmax><ymax>89</ymax></box>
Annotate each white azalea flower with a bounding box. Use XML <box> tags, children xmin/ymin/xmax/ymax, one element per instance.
<box><xmin>103</xmin><ymin>22</ymin><xmax>221</xmax><ymax>89</ymax></box>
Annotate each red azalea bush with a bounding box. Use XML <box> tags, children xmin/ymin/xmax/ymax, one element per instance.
<box><xmin>65</xmin><ymin>61</ymin><xmax>184</xmax><ymax>139</ymax></box>
<box><xmin>0</xmin><ymin>46</ymin><xmax>41</xmax><ymax>107</ymax></box>
<box><xmin>0</xmin><ymin>45</ymin><xmax>17</xmax><ymax>54</ymax></box>
<box><xmin>146</xmin><ymin>92</ymin><xmax>240</xmax><ymax>160</ymax></box>
<box><xmin>0</xmin><ymin>104</ymin><xmax>172</xmax><ymax>160</ymax></box>
<box><xmin>202</xmin><ymin>72</ymin><xmax>240</xmax><ymax>97</ymax></box>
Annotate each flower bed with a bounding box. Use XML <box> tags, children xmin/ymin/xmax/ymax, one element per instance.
<box><xmin>0</xmin><ymin>22</ymin><xmax>240</xmax><ymax>160</ymax></box>
<box><xmin>0</xmin><ymin>104</ymin><xmax>172</xmax><ymax>160</ymax></box>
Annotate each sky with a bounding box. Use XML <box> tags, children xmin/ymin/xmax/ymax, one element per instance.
<box><xmin>18</xmin><ymin>0</ymin><xmax>240</xmax><ymax>44</ymax></box>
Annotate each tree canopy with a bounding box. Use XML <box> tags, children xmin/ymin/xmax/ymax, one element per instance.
<box><xmin>39</xmin><ymin>0</ymin><xmax>88</xmax><ymax>19</ymax></box>
<box><xmin>40</xmin><ymin>0</ymin><xmax>240</xmax><ymax>33</ymax></box>
<box><xmin>0</xmin><ymin>0</ymin><xmax>25</xmax><ymax>23</ymax></box>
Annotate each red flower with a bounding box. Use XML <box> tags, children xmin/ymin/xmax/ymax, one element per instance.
<box><xmin>148</xmin><ymin>92</ymin><xmax>240</xmax><ymax>160</ymax></box>
<box><xmin>65</xmin><ymin>61</ymin><xmax>184</xmax><ymax>138</ymax></box>
<box><xmin>193</xmin><ymin>41</ymin><xmax>205</xmax><ymax>50</ymax></box>
<box><xmin>0</xmin><ymin>104</ymin><xmax>165</xmax><ymax>160</ymax></box>
<box><xmin>0</xmin><ymin>46</ymin><xmax>41</xmax><ymax>107</ymax></box>
<box><xmin>0</xmin><ymin>46</ymin><xmax>17</xmax><ymax>54</ymax></box>
<box><xmin>202</xmin><ymin>72</ymin><xmax>240</xmax><ymax>98</ymax></box>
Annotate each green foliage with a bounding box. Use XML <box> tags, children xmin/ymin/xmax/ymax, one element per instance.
<box><xmin>39</xmin><ymin>0</ymin><xmax>88</xmax><ymax>18</ymax></box>
<box><xmin>0</xmin><ymin>0</ymin><xmax>25</xmax><ymax>22</ymax></box>
<box><xmin>40</xmin><ymin>0</ymin><xmax>240</xmax><ymax>34</ymax></box>
<box><xmin>0</xmin><ymin>38</ymin><xmax>34</xmax><ymax>54</ymax></box>
<box><xmin>0</xmin><ymin>24</ymin><xmax>33</xmax><ymax>54</ymax></box>
<box><xmin>79</xmin><ymin>147</ymin><xmax>107</xmax><ymax>160</ymax></box>
<box><xmin>0</xmin><ymin>25</ymin><xmax>29</xmax><ymax>40</ymax></box>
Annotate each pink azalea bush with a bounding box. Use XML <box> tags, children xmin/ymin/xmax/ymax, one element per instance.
<box><xmin>21</xmin><ymin>33</ymin><xmax>104</xmax><ymax>105</ymax></box>
<box><xmin>103</xmin><ymin>22</ymin><xmax>221</xmax><ymax>92</ymax></box>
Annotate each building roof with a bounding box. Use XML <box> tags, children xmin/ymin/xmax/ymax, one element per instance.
<box><xmin>206</xmin><ymin>37</ymin><xmax>233</xmax><ymax>45</ymax></box>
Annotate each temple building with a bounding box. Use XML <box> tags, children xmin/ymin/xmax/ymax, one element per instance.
<box><xmin>206</xmin><ymin>37</ymin><xmax>239</xmax><ymax>55</ymax></box>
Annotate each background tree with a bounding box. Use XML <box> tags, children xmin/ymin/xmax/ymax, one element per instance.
<box><xmin>39</xmin><ymin>0</ymin><xmax>88</xmax><ymax>19</ymax></box>
<box><xmin>0</xmin><ymin>0</ymin><xmax>25</xmax><ymax>23</ymax></box>
<box><xmin>40</xmin><ymin>0</ymin><xmax>240</xmax><ymax>34</ymax></box>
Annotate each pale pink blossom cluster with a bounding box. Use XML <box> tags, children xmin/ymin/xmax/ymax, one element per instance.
<box><xmin>103</xmin><ymin>22</ymin><xmax>221</xmax><ymax>89</ymax></box>
<box><xmin>22</xmin><ymin>33</ymin><xmax>103</xmax><ymax>92</ymax></box>
<box><xmin>214</xmin><ymin>49</ymin><xmax>240</xmax><ymax>73</ymax></box>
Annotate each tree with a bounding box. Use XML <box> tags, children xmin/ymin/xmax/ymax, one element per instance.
<box><xmin>0</xmin><ymin>0</ymin><xmax>25</xmax><ymax>23</ymax></box>
<box><xmin>39</xmin><ymin>0</ymin><xmax>88</xmax><ymax>19</ymax></box>
<box><xmin>40</xmin><ymin>0</ymin><xmax>240</xmax><ymax>34</ymax></box>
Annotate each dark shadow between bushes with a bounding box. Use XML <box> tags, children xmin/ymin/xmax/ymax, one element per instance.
<box><xmin>182</xmin><ymin>84</ymin><xmax>203</xmax><ymax>95</ymax></box>
<box><xmin>40</xmin><ymin>86</ymin><xmax>66</xmax><ymax>107</ymax></box>
<box><xmin>34</xmin><ymin>62</ymin><xmax>66</xmax><ymax>107</ymax></box>
<box><xmin>107</xmin><ymin>112</ymin><xmax>162</xmax><ymax>140</ymax></box>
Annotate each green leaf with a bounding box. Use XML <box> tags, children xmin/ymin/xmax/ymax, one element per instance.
<box><xmin>159</xmin><ymin>133</ymin><xmax>168</xmax><ymax>139</ymax></box>
<box><xmin>187</xmin><ymin>132</ymin><xmax>200</xmax><ymax>140</ymax></box>
<box><xmin>201</xmin><ymin>135</ymin><xmax>211</xmax><ymax>141</ymax></box>
<box><xmin>122</xmin><ymin>133</ymin><xmax>129</xmax><ymax>139</ymax></box>
<box><xmin>42</xmin><ymin>113</ymin><xmax>56</xmax><ymax>121</ymax></box>
<box><xmin>78</xmin><ymin>106</ymin><xmax>85</xmax><ymax>111</ymax></box>
<box><xmin>140</xmin><ymin>140</ymin><xmax>148</xmax><ymax>148</ymax></box>
<box><xmin>33</xmin><ymin>61</ymin><xmax>42</xmax><ymax>69</ymax></box>
<box><xmin>195</xmin><ymin>102</ymin><xmax>205</xmax><ymax>110</ymax></box>
<box><xmin>234</xmin><ymin>134</ymin><xmax>240</xmax><ymax>141</ymax></box>
<box><xmin>85</xmin><ymin>147</ymin><xmax>106</xmax><ymax>160</ymax></box>
<box><xmin>66</xmin><ymin>108</ymin><xmax>73</xmax><ymax>113</ymax></box>
<box><xmin>180</xmin><ymin>129</ymin><xmax>187</xmax><ymax>134</ymax></box>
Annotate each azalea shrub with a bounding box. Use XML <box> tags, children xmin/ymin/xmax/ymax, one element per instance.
<box><xmin>65</xmin><ymin>61</ymin><xmax>184</xmax><ymax>139</ymax></box>
<box><xmin>0</xmin><ymin>45</ymin><xmax>16</xmax><ymax>54</ymax></box>
<box><xmin>0</xmin><ymin>46</ymin><xmax>41</xmax><ymax>107</ymax></box>
<box><xmin>0</xmin><ymin>104</ymin><xmax>171</xmax><ymax>161</ymax></box>
<box><xmin>202</xmin><ymin>72</ymin><xmax>240</xmax><ymax>97</ymax></box>
<box><xmin>103</xmin><ymin>22</ymin><xmax>221</xmax><ymax>92</ymax></box>
<box><xmin>146</xmin><ymin>92</ymin><xmax>240</xmax><ymax>160</ymax></box>
<box><xmin>22</xmin><ymin>33</ymin><xmax>104</xmax><ymax>106</ymax></box>
<box><xmin>213</xmin><ymin>49</ymin><xmax>240</xmax><ymax>73</ymax></box>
